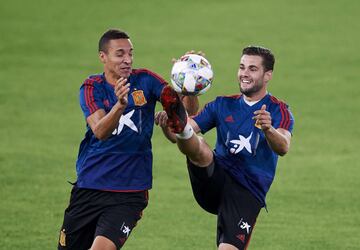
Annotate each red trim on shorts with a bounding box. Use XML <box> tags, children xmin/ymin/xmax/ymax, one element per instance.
<box><xmin>245</xmin><ymin>220</ymin><xmax>257</xmax><ymax>250</ymax></box>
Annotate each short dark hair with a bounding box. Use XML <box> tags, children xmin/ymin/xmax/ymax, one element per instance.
<box><xmin>242</xmin><ymin>46</ymin><xmax>275</xmax><ymax>71</ymax></box>
<box><xmin>98</xmin><ymin>29</ymin><xmax>130</xmax><ymax>53</ymax></box>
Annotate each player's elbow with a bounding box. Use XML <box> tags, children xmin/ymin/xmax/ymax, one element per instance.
<box><xmin>94</xmin><ymin>134</ymin><xmax>109</xmax><ymax>141</ymax></box>
<box><xmin>273</xmin><ymin>132</ymin><xmax>291</xmax><ymax>156</ymax></box>
<box><xmin>278</xmin><ymin>150</ymin><xmax>287</xmax><ymax>157</ymax></box>
<box><xmin>93</xmin><ymin>129</ymin><xmax>110</xmax><ymax>141</ymax></box>
<box><xmin>277</xmin><ymin>144</ymin><xmax>289</xmax><ymax>156</ymax></box>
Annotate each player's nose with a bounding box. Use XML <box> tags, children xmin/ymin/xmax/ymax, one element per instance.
<box><xmin>241</xmin><ymin>68</ymin><xmax>251</xmax><ymax>77</ymax></box>
<box><xmin>123</xmin><ymin>54</ymin><xmax>132</xmax><ymax>64</ymax></box>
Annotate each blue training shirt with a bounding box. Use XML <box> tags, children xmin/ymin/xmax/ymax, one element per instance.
<box><xmin>193</xmin><ymin>93</ymin><xmax>294</xmax><ymax>206</ymax></box>
<box><xmin>76</xmin><ymin>69</ymin><xmax>166</xmax><ymax>191</ymax></box>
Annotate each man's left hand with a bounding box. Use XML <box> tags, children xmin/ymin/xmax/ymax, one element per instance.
<box><xmin>253</xmin><ymin>104</ymin><xmax>272</xmax><ymax>131</ymax></box>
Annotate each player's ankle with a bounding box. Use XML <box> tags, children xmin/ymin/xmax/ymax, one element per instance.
<box><xmin>175</xmin><ymin>123</ymin><xmax>193</xmax><ymax>140</ymax></box>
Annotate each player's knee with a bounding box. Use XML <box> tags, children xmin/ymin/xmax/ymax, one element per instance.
<box><xmin>189</xmin><ymin>137</ymin><xmax>213</xmax><ymax>164</ymax></box>
<box><xmin>218</xmin><ymin>243</ymin><xmax>239</xmax><ymax>250</ymax></box>
<box><xmin>188</xmin><ymin>150</ymin><xmax>213</xmax><ymax>168</ymax></box>
<box><xmin>90</xmin><ymin>236</ymin><xmax>117</xmax><ymax>250</ymax></box>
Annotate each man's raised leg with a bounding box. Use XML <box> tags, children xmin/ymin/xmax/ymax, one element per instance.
<box><xmin>160</xmin><ymin>86</ymin><xmax>213</xmax><ymax>167</ymax></box>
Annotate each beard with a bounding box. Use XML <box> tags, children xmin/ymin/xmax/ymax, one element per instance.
<box><xmin>239</xmin><ymin>81</ymin><xmax>264</xmax><ymax>97</ymax></box>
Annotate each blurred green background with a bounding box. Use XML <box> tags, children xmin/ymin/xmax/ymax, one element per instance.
<box><xmin>1</xmin><ymin>0</ymin><xmax>359</xmax><ymax>249</ymax></box>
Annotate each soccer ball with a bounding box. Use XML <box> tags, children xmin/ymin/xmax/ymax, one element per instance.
<box><xmin>170</xmin><ymin>54</ymin><xmax>213</xmax><ymax>96</ymax></box>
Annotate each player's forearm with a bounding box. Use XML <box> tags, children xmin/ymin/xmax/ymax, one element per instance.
<box><xmin>91</xmin><ymin>103</ymin><xmax>125</xmax><ymax>140</ymax></box>
<box><xmin>264</xmin><ymin>127</ymin><xmax>290</xmax><ymax>156</ymax></box>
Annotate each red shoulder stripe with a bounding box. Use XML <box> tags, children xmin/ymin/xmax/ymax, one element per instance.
<box><xmin>270</xmin><ymin>96</ymin><xmax>291</xmax><ymax>130</ymax></box>
<box><xmin>83</xmin><ymin>78</ymin><xmax>99</xmax><ymax>114</ymax></box>
<box><xmin>91</xmin><ymin>75</ymin><xmax>103</xmax><ymax>83</ymax></box>
<box><xmin>280</xmin><ymin>103</ymin><xmax>289</xmax><ymax>129</ymax></box>
<box><xmin>283</xmin><ymin>103</ymin><xmax>291</xmax><ymax>129</ymax></box>
<box><xmin>86</xmin><ymin>85</ymin><xmax>97</xmax><ymax>114</ymax></box>
<box><xmin>279</xmin><ymin>103</ymin><xmax>286</xmax><ymax>128</ymax></box>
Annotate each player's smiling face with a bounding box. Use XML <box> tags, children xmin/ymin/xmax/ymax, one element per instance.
<box><xmin>237</xmin><ymin>55</ymin><xmax>271</xmax><ymax>98</ymax></box>
<box><xmin>100</xmin><ymin>38</ymin><xmax>133</xmax><ymax>79</ymax></box>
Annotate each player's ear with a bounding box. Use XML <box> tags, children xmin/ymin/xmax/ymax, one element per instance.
<box><xmin>264</xmin><ymin>70</ymin><xmax>272</xmax><ymax>83</ymax></box>
<box><xmin>99</xmin><ymin>51</ymin><xmax>106</xmax><ymax>63</ymax></box>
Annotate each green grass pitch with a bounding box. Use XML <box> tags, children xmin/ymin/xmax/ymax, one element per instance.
<box><xmin>0</xmin><ymin>0</ymin><xmax>359</xmax><ymax>249</ymax></box>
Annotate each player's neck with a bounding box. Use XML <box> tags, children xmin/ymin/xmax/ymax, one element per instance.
<box><xmin>103</xmin><ymin>71</ymin><xmax>118</xmax><ymax>86</ymax></box>
<box><xmin>243</xmin><ymin>90</ymin><xmax>268</xmax><ymax>102</ymax></box>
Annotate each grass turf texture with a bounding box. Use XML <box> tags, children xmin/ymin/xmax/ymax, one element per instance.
<box><xmin>0</xmin><ymin>0</ymin><xmax>359</xmax><ymax>249</ymax></box>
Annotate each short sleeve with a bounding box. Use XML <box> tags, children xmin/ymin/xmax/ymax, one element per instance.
<box><xmin>192</xmin><ymin>98</ymin><xmax>218</xmax><ymax>134</ymax></box>
<box><xmin>271</xmin><ymin>103</ymin><xmax>294</xmax><ymax>133</ymax></box>
<box><xmin>79</xmin><ymin>80</ymin><xmax>105</xmax><ymax>118</ymax></box>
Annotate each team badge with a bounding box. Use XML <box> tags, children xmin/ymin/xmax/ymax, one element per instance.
<box><xmin>131</xmin><ymin>90</ymin><xmax>147</xmax><ymax>106</ymax></box>
<box><xmin>59</xmin><ymin>229</ymin><xmax>66</xmax><ymax>246</ymax></box>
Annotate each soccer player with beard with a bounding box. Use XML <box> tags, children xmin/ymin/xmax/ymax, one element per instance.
<box><xmin>57</xmin><ymin>29</ymin><xmax>198</xmax><ymax>250</ymax></box>
<box><xmin>157</xmin><ymin>46</ymin><xmax>294</xmax><ymax>250</ymax></box>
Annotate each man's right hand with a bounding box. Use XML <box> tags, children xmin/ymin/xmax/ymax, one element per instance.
<box><xmin>114</xmin><ymin>77</ymin><xmax>130</xmax><ymax>108</ymax></box>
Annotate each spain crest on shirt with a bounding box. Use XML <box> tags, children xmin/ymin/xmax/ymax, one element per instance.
<box><xmin>131</xmin><ymin>90</ymin><xmax>147</xmax><ymax>106</ymax></box>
